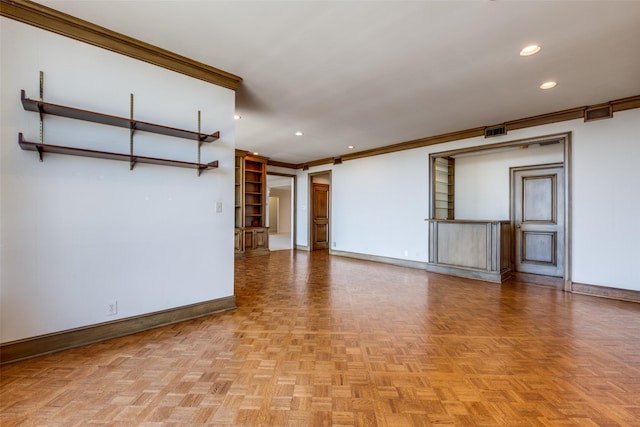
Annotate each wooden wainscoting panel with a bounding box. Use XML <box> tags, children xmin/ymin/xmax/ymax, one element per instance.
<box><xmin>436</xmin><ymin>222</ymin><xmax>487</xmax><ymax>269</ymax></box>
<box><xmin>427</xmin><ymin>220</ymin><xmax>512</xmax><ymax>283</ymax></box>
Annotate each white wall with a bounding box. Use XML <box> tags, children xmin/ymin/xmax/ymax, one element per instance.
<box><xmin>0</xmin><ymin>19</ymin><xmax>236</xmax><ymax>343</ymax></box>
<box><xmin>331</xmin><ymin>151</ymin><xmax>429</xmax><ymax>261</ymax></box>
<box><xmin>569</xmin><ymin>109</ymin><xmax>640</xmax><ymax>289</ymax></box>
<box><xmin>455</xmin><ymin>143</ymin><xmax>565</xmax><ymax>220</ymax></box>
<box><xmin>296</xmin><ymin>109</ymin><xmax>640</xmax><ymax>291</ymax></box>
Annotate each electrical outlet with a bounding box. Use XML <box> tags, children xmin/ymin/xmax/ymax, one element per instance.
<box><xmin>332</xmin><ymin>242</ymin><xmax>336</xmax><ymax>248</ymax></box>
<box><xmin>107</xmin><ymin>300</ymin><xmax>118</xmax><ymax>316</ymax></box>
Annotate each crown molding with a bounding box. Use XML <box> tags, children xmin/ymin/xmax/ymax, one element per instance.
<box><xmin>292</xmin><ymin>94</ymin><xmax>640</xmax><ymax>169</ymax></box>
<box><xmin>505</xmin><ymin>106</ymin><xmax>585</xmax><ymax>131</ymax></box>
<box><xmin>267</xmin><ymin>159</ymin><xmax>298</xmax><ymax>169</ymax></box>
<box><xmin>3</xmin><ymin>1</ymin><xmax>638</xmax><ymax>165</ymax></box>
<box><xmin>611</xmin><ymin>94</ymin><xmax>640</xmax><ymax>112</ymax></box>
<box><xmin>0</xmin><ymin>0</ymin><xmax>242</xmax><ymax>90</ymax></box>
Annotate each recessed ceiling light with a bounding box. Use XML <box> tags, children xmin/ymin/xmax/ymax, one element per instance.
<box><xmin>233</xmin><ymin>114</ymin><xmax>241</xmax><ymax>120</ymax></box>
<box><xmin>520</xmin><ymin>44</ymin><xmax>541</xmax><ymax>56</ymax></box>
<box><xmin>540</xmin><ymin>81</ymin><xmax>557</xmax><ymax>90</ymax></box>
<box><xmin>253</xmin><ymin>152</ymin><xmax>259</xmax><ymax>156</ymax></box>
<box><xmin>348</xmin><ymin>145</ymin><xmax>354</xmax><ymax>149</ymax></box>
<box><xmin>295</xmin><ymin>131</ymin><xmax>303</xmax><ymax>136</ymax></box>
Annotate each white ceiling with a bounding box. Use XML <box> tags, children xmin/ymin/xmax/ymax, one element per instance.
<box><xmin>39</xmin><ymin>1</ymin><xmax>640</xmax><ymax>165</ymax></box>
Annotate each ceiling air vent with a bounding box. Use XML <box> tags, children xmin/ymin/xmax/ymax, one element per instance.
<box><xmin>584</xmin><ymin>104</ymin><xmax>612</xmax><ymax>122</ymax></box>
<box><xmin>333</xmin><ymin>157</ymin><xmax>342</xmax><ymax>165</ymax></box>
<box><xmin>485</xmin><ymin>124</ymin><xmax>506</xmax><ymax>138</ymax></box>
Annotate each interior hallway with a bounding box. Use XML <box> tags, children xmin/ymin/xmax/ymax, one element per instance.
<box><xmin>1</xmin><ymin>250</ymin><xmax>639</xmax><ymax>426</ymax></box>
<box><xmin>269</xmin><ymin>233</ymin><xmax>292</xmax><ymax>251</ymax></box>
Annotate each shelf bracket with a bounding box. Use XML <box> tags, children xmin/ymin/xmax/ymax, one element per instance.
<box><xmin>36</xmin><ymin>103</ymin><xmax>45</xmax><ymax>123</ymax></box>
<box><xmin>20</xmin><ymin>133</ymin><xmax>44</xmax><ymax>161</ymax></box>
<box><xmin>36</xmin><ymin>144</ymin><xmax>44</xmax><ymax>162</ymax></box>
<box><xmin>198</xmin><ymin>160</ymin><xmax>219</xmax><ymax>174</ymax></box>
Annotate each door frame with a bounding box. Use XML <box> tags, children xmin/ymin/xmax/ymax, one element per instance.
<box><xmin>430</xmin><ymin>132</ymin><xmax>572</xmax><ymax>290</ymax></box>
<box><xmin>308</xmin><ymin>170</ymin><xmax>332</xmax><ymax>251</ymax></box>
<box><xmin>510</xmin><ymin>163</ymin><xmax>565</xmax><ymax>279</ymax></box>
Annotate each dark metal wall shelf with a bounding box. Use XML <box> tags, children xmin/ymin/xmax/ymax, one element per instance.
<box><xmin>19</xmin><ymin>134</ymin><xmax>219</xmax><ymax>171</ymax></box>
<box><xmin>21</xmin><ymin>90</ymin><xmax>220</xmax><ymax>143</ymax></box>
<box><xmin>18</xmin><ymin>73</ymin><xmax>220</xmax><ymax>175</ymax></box>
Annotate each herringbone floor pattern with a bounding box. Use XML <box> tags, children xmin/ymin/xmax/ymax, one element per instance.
<box><xmin>2</xmin><ymin>250</ymin><xmax>640</xmax><ymax>426</ymax></box>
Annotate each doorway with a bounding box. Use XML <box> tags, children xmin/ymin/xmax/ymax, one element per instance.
<box><xmin>512</xmin><ymin>164</ymin><xmax>565</xmax><ymax>277</ymax></box>
<box><xmin>267</xmin><ymin>173</ymin><xmax>295</xmax><ymax>251</ymax></box>
<box><xmin>268</xmin><ymin>196</ymin><xmax>279</xmax><ymax>233</ymax></box>
<box><xmin>309</xmin><ymin>172</ymin><xmax>331</xmax><ymax>251</ymax></box>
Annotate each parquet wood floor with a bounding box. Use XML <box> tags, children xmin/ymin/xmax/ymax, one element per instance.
<box><xmin>2</xmin><ymin>250</ymin><xmax>640</xmax><ymax>426</ymax></box>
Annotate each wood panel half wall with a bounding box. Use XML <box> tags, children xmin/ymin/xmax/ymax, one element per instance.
<box><xmin>0</xmin><ymin>296</ymin><xmax>237</xmax><ymax>365</ymax></box>
<box><xmin>426</xmin><ymin>220</ymin><xmax>512</xmax><ymax>283</ymax></box>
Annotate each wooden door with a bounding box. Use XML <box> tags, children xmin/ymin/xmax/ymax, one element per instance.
<box><xmin>513</xmin><ymin>165</ymin><xmax>564</xmax><ymax>277</ymax></box>
<box><xmin>311</xmin><ymin>183</ymin><xmax>329</xmax><ymax>250</ymax></box>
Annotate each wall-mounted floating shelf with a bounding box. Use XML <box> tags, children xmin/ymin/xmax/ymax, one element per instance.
<box><xmin>20</xmin><ymin>91</ymin><xmax>220</xmax><ymax>142</ymax></box>
<box><xmin>18</xmin><ymin>73</ymin><xmax>220</xmax><ymax>175</ymax></box>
